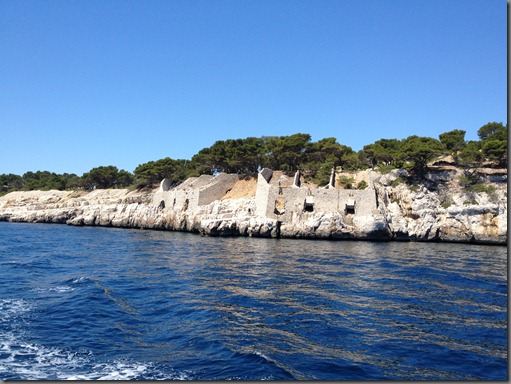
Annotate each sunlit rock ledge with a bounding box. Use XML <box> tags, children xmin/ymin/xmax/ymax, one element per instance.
<box><xmin>0</xmin><ymin>167</ymin><xmax>507</xmax><ymax>245</ymax></box>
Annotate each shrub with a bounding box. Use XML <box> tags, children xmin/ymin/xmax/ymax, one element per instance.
<box><xmin>338</xmin><ymin>176</ymin><xmax>355</xmax><ymax>189</ymax></box>
<box><xmin>466</xmin><ymin>182</ymin><xmax>495</xmax><ymax>194</ymax></box>
<box><xmin>391</xmin><ymin>177</ymin><xmax>405</xmax><ymax>187</ymax></box>
<box><xmin>408</xmin><ymin>182</ymin><xmax>420</xmax><ymax>192</ymax></box>
<box><xmin>378</xmin><ymin>164</ymin><xmax>396</xmax><ymax>174</ymax></box>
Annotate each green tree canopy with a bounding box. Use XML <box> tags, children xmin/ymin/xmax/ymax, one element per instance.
<box><xmin>458</xmin><ymin>140</ymin><xmax>483</xmax><ymax>166</ymax></box>
<box><xmin>1</xmin><ymin>121</ymin><xmax>506</xmax><ymax>193</ymax></box>
<box><xmin>133</xmin><ymin>158</ymin><xmax>187</xmax><ymax>188</ymax></box>
<box><xmin>188</xmin><ymin>137</ymin><xmax>266</xmax><ymax>175</ymax></box>
<box><xmin>82</xmin><ymin>166</ymin><xmax>133</xmax><ymax>190</ymax></box>
<box><xmin>482</xmin><ymin>139</ymin><xmax>507</xmax><ymax>166</ymax></box>
<box><xmin>265</xmin><ymin>133</ymin><xmax>311</xmax><ymax>171</ymax></box>
<box><xmin>0</xmin><ymin>173</ymin><xmax>24</xmax><ymax>193</ymax></box>
<box><xmin>476</xmin><ymin>122</ymin><xmax>507</xmax><ymax>167</ymax></box>
<box><xmin>477</xmin><ymin>122</ymin><xmax>506</xmax><ymax>141</ymax></box>
<box><xmin>401</xmin><ymin>136</ymin><xmax>445</xmax><ymax>172</ymax></box>
<box><xmin>306</xmin><ymin>137</ymin><xmax>354</xmax><ymax>164</ymax></box>
<box><xmin>439</xmin><ymin>129</ymin><xmax>466</xmax><ymax>152</ymax></box>
<box><xmin>302</xmin><ymin>137</ymin><xmax>355</xmax><ymax>183</ymax></box>
<box><xmin>362</xmin><ymin>138</ymin><xmax>403</xmax><ymax>169</ymax></box>
<box><xmin>203</xmin><ymin>138</ymin><xmax>265</xmax><ymax>174</ymax></box>
<box><xmin>189</xmin><ymin>148</ymin><xmax>214</xmax><ymax>176</ymax></box>
<box><xmin>341</xmin><ymin>152</ymin><xmax>365</xmax><ymax>171</ymax></box>
<box><xmin>21</xmin><ymin>171</ymin><xmax>81</xmax><ymax>191</ymax></box>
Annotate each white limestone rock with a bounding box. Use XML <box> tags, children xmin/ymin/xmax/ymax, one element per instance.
<box><xmin>0</xmin><ymin>167</ymin><xmax>506</xmax><ymax>244</ymax></box>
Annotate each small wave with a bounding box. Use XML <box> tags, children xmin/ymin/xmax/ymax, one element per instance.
<box><xmin>63</xmin><ymin>361</ymin><xmax>194</xmax><ymax>380</ymax></box>
<box><xmin>63</xmin><ymin>361</ymin><xmax>149</xmax><ymax>380</ymax></box>
<box><xmin>0</xmin><ymin>299</ymin><xmax>33</xmax><ymax>319</ymax></box>
<box><xmin>0</xmin><ymin>338</ymin><xmax>92</xmax><ymax>380</ymax></box>
<box><xmin>33</xmin><ymin>286</ymin><xmax>75</xmax><ymax>293</ymax></box>
<box><xmin>253</xmin><ymin>351</ymin><xmax>270</xmax><ymax>360</ymax></box>
<box><xmin>52</xmin><ymin>286</ymin><xmax>75</xmax><ymax>293</ymax></box>
<box><xmin>0</xmin><ymin>336</ymin><xmax>192</xmax><ymax>381</ymax></box>
<box><xmin>0</xmin><ymin>297</ymin><xmax>192</xmax><ymax>380</ymax></box>
<box><xmin>227</xmin><ymin>349</ymin><xmax>296</xmax><ymax>380</ymax></box>
<box><xmin>69</xmin><ymin>276</ymin><xmax>90</xmax><ymax>284</ymax></box>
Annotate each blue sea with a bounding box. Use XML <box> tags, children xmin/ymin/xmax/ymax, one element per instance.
<box><xmin>0</xmin><ymin>222</ymin><xmax>507</xmax><ymax>380</ymax></box>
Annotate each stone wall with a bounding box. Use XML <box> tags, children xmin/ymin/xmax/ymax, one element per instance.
<box><xmin>197</xmin><ymin>173</ymin><xmax>239</xmax><ymax>206</ymax></box>
<box><xmin>255</xmin><ymin>170</ymin><xmax>272</xmax><ymax>217</ymax></box>
<box><xmin>153</xmin><ymin>184</ymin><xmax>198</xmax><ymax>214</ymax></box>
<box><xmin>254</xmin><ymin>168</ymin><xmax>378</xmax><ymax>221</ymax></box>
<box><xmin>153</xmin><ymin>173</ymin><xmax>239</xmax><ymax>214</ymax></box>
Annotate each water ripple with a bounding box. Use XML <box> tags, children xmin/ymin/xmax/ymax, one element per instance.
<box><xmin>0</xmin><ymin>223</ymin><xmax>507</xmax><ymax>380</ymax></box>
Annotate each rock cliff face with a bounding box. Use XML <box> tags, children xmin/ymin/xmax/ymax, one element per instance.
<box><xmin>0</xmin><ymin>189</ymin><xmax>164</xmax><ymax>228</ymax></box>
<box><xmin>374</xmin><ymin>168</ymin><xmax>507</xmax><ymax>244</ymax></box>
<box><xmin>0</xmin><ymin>167</ymin><xmax>506</xmax><ymax>244</ymax></box>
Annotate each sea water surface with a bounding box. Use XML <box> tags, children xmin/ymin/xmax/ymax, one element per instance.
<box><xmin>0</xmin><ymin>222</ymin><xmax>507</xmax><ymax>380</ymax></box>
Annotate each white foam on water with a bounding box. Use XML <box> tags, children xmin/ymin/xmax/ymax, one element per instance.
<box><xmin>62</xmin><ymin>361</ymin><xmax>194</xmax><ymax>380</ymax></box>
<box><xmin>0</xmin><ymin>299</ymin><xmax>33</xmax><ymax>318</ymax></box>
<box><xmin>32</xmin><ymin>286</ymin><xmax>75</xmax><ymax>293</ymax></box>
<box><xmin>0</xmin><ymin>298</ymin><xmax>87</xmax><ymax>380</ymax></box>
<box><xmin>0</xmin><ymin>336</ymin><xmax>92</xmax><ymax>380</ymax></box>
<box><xmin>53</xmin><ymin>286</ymin><xmax>75</xmax><ymax>292</ymax></box>
<box><xmin>94</xmin><ymin>362</ymin><xmax>148</xmax><ymax>380</ymax></box>
<box><xmin>63</xmin><ymin>362</ymin><xmax>148</xmax><ymax>380</ymax></box>
<box><xmin>0</xmin><ymin>298</ymin><xmax>192</xmax><ymax>380</ymax></box>
<box><xmin>253</xmin><ymin>351</ymin><xmax>269</xmax><ymax>360</ymax></box>
<box><xmin>71</xmin><ymin>276</ymin><xmax>89</xmax><ymax>284</ymax></box>
<box><xmin>1</xmin><ymin>335</ymin><xmax>191</xmax><ymax>381</ymax></box>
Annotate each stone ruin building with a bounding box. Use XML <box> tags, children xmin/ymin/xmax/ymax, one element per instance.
<box><xmin>153</xmin><ymin>172</ymin><xmax>240</xmax><ymax>214</ymax></box>
<box><xmin>254</xmin><ymin>168</ymin><xmax>379</xmax><ymax>222</ymax></box>
<box><xmin>153</xmin><ymin>167</ymin><xmax>379</xmax><ymax>223</ymax></box>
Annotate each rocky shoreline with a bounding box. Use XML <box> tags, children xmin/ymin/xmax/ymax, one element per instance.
<box><xmin>0</xmin><ymin>167</ymin><xmax>507</xmax><ymax>245</ymax></box>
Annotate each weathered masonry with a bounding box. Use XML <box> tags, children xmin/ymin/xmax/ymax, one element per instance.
<box><xmin>255</xmin><ymin>168</ymin><xmax>378</xmax><ymax>221</ymax></box>
<box><xmin>152</xmin><ymin>168</ymin><xmax>379</xmax><ymax>223</ymax></box>
<box><xmin>153</xmin><ymin>173</ymin><xmax>240</xmax><ymax>214</ymax></box>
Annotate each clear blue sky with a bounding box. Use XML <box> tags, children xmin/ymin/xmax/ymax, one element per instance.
<box><xmin>0</xmin><ymin>0</ymin><xmax>506</xmax><ymax>176</ymax></box>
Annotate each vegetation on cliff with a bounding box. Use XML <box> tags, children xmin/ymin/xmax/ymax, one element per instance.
<box><xmin>1</xmin><ymin>122</ymin><xmax>507</xmax><ymax>194</ymax></box>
